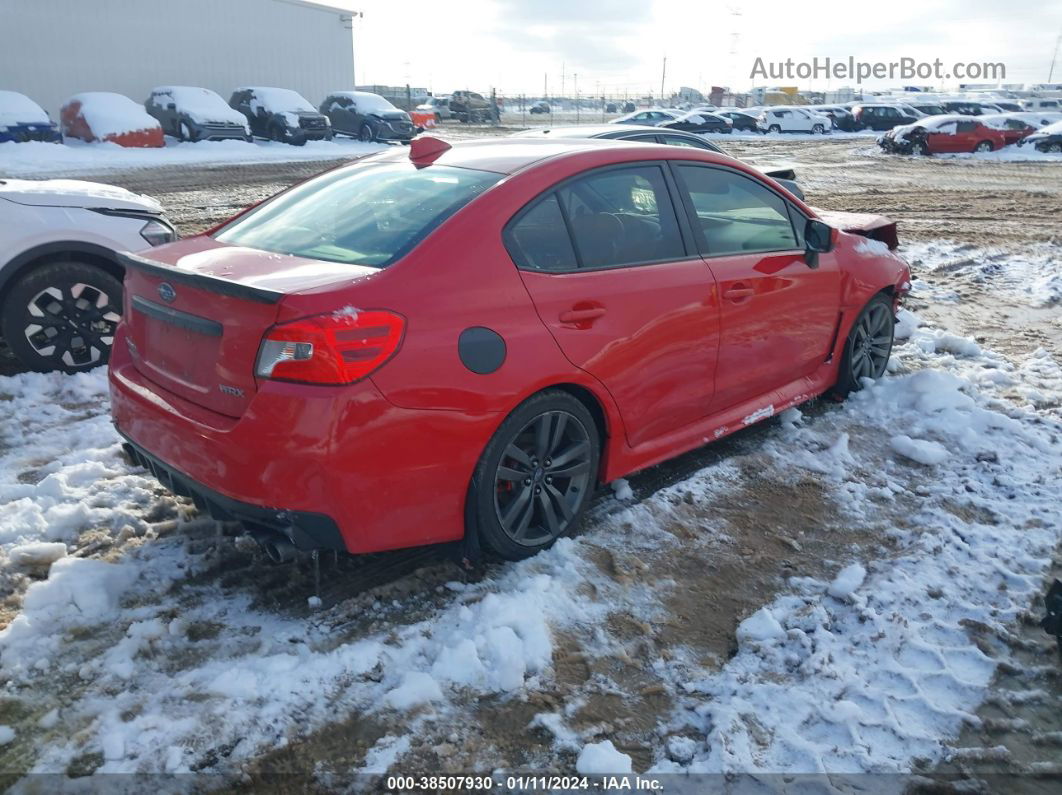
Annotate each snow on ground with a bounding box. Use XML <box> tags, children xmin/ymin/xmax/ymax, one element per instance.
<box><xmin>904</xmin><ymin>240</ymin><xmax>1062</xmax><ymax>309</ymax></box>
<box><xmin>0</xmin><ymin>137</ymin><xmax>386</xmax><ymax>177</ymax></box>
<box><xmin>0</xmin><ymin>246</ymin><xmax>1059</xmax><ymax>780</ymax></box>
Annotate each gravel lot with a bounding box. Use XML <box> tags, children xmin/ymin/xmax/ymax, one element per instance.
<box><xmin>0</xmin><ymin>132</ymin><xmax>1058</xmax><ymax>786</ymax></box>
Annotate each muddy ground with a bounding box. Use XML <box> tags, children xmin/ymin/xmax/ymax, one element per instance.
<box><xmin>2</xmin><ymin>133</ymin><xmax>1059</xmax><ymax>788</ymax></box>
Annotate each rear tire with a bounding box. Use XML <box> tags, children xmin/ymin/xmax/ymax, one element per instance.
<box><xmin>0</xmin><ymin>261</ymin><xmax>123</xmax><ymax>373</ymax></box>
<box><xmin>358</xmin><ymin>123</ymin><xmax>375</xmax><ymax>142</ymax></box>
<box><xmin>832</xmin><ymin>293</ymin><xmax>895</xmax><ymax>398</ymax></box>
<box><xmin>472</xmin><ymin>391</ymin><xmax>600</xmax><ymax>561</ymax></box>
<box><xmin>179</xmin><ymin>121</ymin><xmax>195</xmax><ymax>142</ymax></box>
<box><xmin>1047</xmin><ymin>142</ymin><xmax>1062</xmax><ymax>153</ymax></box>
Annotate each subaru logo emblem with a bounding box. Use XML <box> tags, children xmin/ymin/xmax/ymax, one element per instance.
<box><xmin>158</xmin><ymin>282</ymin><xmax>176</xmax><ymax>303</ymax></box>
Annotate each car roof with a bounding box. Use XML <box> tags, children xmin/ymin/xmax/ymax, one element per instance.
<box><xmin>368</xmin><ymin>136</ymin><xmax>734</xmax><ymax>176</ymax></box>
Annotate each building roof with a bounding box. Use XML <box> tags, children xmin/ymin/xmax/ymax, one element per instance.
<box><xmin>271</xmin><ymin>0</ymin><xmax>358</xmax><ymax>15</ymax></box>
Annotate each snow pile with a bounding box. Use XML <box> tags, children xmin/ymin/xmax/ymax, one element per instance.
<box><xmin>0</xmin><ymin>90</ymin><xmax>50</xmax><ymax>127</ymax></box>
<box><xmin>576</xmin><ymin>740</ymin><xmax>633</xmax><ymax>775</ymax></box>
<box><xmin>890</xmin><ymin>434</ymin><xmax>949</xmax><ymax>465</ymax></box>
<box><xmin>0</xmin><ymin>370</ymin><xmax>158</xmax><ymax>551</ymax></box>
<box><xmin>147</xmin><ymin>87</ymin><xmax>248</xmax><ymax>128</ymax></box>
<box><xmin>63</xmin><ymin>92</ymin><xmax>160</xmax><ymax>139</ymax></box>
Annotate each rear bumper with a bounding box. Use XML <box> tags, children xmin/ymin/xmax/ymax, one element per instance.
<box><xmin>121</xmin><ymin>436</ymin><xmax>345</xmax><ymax>551</ymax></box>
<box><xmin>108</xmin><ymin>329</ymin><xmax>494</xmax><ymax>554</ymax></box>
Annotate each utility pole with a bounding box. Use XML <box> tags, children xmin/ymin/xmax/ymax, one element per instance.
<box><xmin>1050</xmin><ymin>29</ymin><xmax>1062</xmax><ymax>83</ymax></box>
<box><xmin>660</xmin><ymin>56</ymin><xmax>667</xmax><ymax>105</ymax></box>
<box><xmin>574</xmin><ymin>73</ymin><xmax>579</xmax><ymax>123</ymax></box>
<box><xmin>561</xmin><ymin>62</ymin><xmax>566</xmax><ymax>105</ymax></box>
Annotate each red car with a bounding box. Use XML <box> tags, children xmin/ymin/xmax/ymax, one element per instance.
<box><xmin>60</xmin><ymin>92</ymin><xmax>165</xmax><ymax>148</ymax></box>
<box><xmin>880</xmin><ymin>115</ymin><xmax>1008</xmax><ymax>155</ymax></box>
<box><xmin>110</xmin><ymin>137</ymin><xmax>910</xmax><ymax>562</ymax></box>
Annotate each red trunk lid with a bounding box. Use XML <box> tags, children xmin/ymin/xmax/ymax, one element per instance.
<box><xmin>120</xmin><ymin>237</ymin><xmax>376</xmax><ymax>417</ymax></box>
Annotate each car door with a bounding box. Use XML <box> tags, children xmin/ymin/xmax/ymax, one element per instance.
<box><xmin>672</xmin><ymin>162</ymin><xmax>842</xmax><ymax>413</ymax></box>
<box><xmin>952</xmin><ymin>120</ymin><xmax>980</xmax><ymax>151</ymax></box>
<box><xmin>507</xmin><ymin>163</ymin><xmax>721</xmax><ymax>448</ymax></box>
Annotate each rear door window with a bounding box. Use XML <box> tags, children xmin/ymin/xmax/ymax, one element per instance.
<box><xmin>504</xmin><ymin>194</ymin><xmax>577</xmax><ymax>271</ymax></box>
<box><xmin>675</xmin><ymin>165</ymin><xmax>799</xmax><ymax>256</ymax></box>
<box><xmin>556</xmin><ymin>165</ymin><xmax>685</xmax><ymax>268</ymax></box>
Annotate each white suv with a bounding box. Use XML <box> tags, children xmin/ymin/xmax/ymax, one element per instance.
<box><xmin>0</xmin><ymin>179</ymin><xmax>175</xmax><ymax>372</ymax></box>
<box><xmin>757</xmin><ymin>107</ymin><xmax>833</xmax><ymax>134</ymax></box>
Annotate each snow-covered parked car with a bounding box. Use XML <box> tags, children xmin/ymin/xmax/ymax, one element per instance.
<box><xmin>878</xmin><ymin>115</ymin><xmax>1007</xmax><ymax>155</ymax></box>
<box><xmin>229</xmin><ymin>87</ymin><xmax>332</xmax><ymax>145</ymax></box>
<box><xmin>60</xmin><ymin>92</ymin><xmax>164</xmax><ymax>148</ymax></box>
<box><xmin>1020</xmin><ymin>120</ymin><xmax>1062</xmax><ymax>152</ymax></box>
<box><xmin>145</xmin><ymin>86</ymin><xmax>250</xmax><ymax>143</ymax></box>
<box><xmin>610</xmin><ymin>109</ymin><xmax>681</xmax><ymax>127</ymax></box>
<box><xmin>756</xmin><ymin>107</ymin><xmax>832</xmax><ymax>134</ymax></box>
<box><xmin>0</xmin><ymin>90</ymin><xmax>62</xmax><ymax>144</ymax></box>
<box><xmin>319</xmin><ymin>91</ymin><xmax>414</xmax><ymax>143</ymax></box>
<box><xmin>0</xmin><ymin>179</ymin><xmax>176</xmax><ymax>372</ymax></box>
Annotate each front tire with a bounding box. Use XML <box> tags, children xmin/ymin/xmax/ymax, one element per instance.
<box><xmin>358</xmin><ymin>123</ymin><xmax>375</xmax><ymax>142</ymax></box>
<box><xmin>833</xmin><ymin>294</ymin><xmax>895</xmax><ymax>397</ymax></box>
<box><xmin>179</xmin><ymin>121</ymin><xmax>195</xmax><ymax>142</ymax></box>
<box><xmin>975</xmin><ymin>140</ymin><xmax>993</xmax><ymax>152</ymax></box>
<box><xmin>0</xmin><ymin>261</ymin><xmax>123</xmax><ymax>373</ymax></box>
<box><xmin>472</xmin><ymin>391</ymin><xmax>600</xmax><ymax>561</ymax></box>
<box><xmin>768</xmin><ymin>124</ymin><xmax>782</xmax><ymax>134</ymax></box>
<box><xmin>812</xmin><ymin>123</ymin><xmax>825</xmax><ymax>134</ymax></box>
<box><xmin>912</xmin><ymin>141</ymin><xmax>929</xmax><ymax>156</ymax></box>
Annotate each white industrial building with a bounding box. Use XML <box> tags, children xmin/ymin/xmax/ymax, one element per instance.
<box><xmin>1</xmin><ymin>0</ymin><xmax>357</xmax><ymax>118</ymax></box>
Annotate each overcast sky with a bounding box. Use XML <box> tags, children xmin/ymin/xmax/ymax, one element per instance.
<box><xmin>349</xmin><ymin>0</ymin><xmax>1061</xmax><ymax>97</ymax></box>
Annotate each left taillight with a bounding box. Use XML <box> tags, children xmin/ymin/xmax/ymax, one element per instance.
<box><xmin>255</xmin><ymin>309</ymin><xmax>405</xmax><ymax>385</ymax></box>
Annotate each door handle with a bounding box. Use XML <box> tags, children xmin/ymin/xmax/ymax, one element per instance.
<box><xmin>559</xmin><ymin>307</ymin><xmax>607</xmax><ymax>324</ymax></box>
<box><xmin>723</xmin><ymin>286</ymin><xmax>755</xmax><ymax>300</ymax></box>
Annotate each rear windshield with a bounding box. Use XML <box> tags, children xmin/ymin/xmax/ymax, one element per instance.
<box><xmin>213</xmin><ymin>163</ymin><xmax>501</xmax><ymax>267</ymax></box>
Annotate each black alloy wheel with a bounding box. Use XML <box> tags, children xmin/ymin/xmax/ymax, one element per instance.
<box><xmin>473</xmin><ymin>391</ymin><xmax>600</xmax><ymax>560</ymax></box>
<box><xmin>834</xmin><ymin>294</ymin><xmax>895</xmax><ymax>396</ymax></box>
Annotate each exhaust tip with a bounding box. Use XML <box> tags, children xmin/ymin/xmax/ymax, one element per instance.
<box><xmin>262</xmin><ymin>538</ymin><xmax>296</xmax><ymax>564</ymax></box>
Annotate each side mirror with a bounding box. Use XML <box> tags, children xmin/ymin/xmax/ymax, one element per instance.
<box><xmin>804</xmin><ymin>219</ymin><xmax>833</xmax><ymax>269</ymax></box>
<box><xmin>764</xmin><ymin>168</ymin><xmax>796</xmax><ymax>181</ymax></box>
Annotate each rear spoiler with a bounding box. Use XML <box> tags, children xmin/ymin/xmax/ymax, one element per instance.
<box><xmin>811</xmin><ymin>209</ymin><xmax>900</xmax><ymax>250</ymax></box>
<box><xmin>118</xmin><ymin>252</ymin><xmax>283</xmax><ymax>305</ymax></box>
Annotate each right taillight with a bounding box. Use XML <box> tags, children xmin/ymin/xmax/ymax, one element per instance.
<box><xmin>255</xmin><ymin>309</ymin><xmax>405</xmax><ymax>385</ymax></box>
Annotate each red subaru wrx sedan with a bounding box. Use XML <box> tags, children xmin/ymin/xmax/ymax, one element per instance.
<box><xmin>110</xmin><ymin>137</ymin><xmax>910</xmax><ymax>562</ymax></box>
